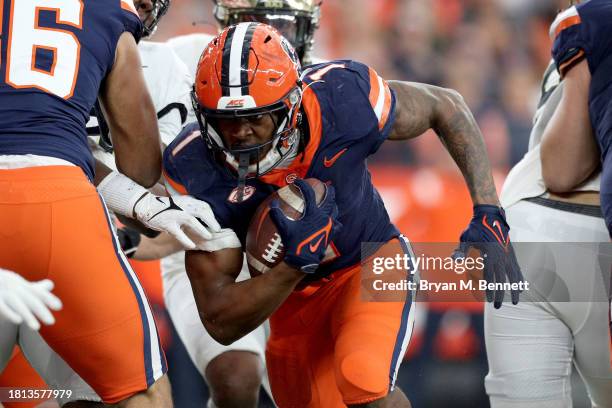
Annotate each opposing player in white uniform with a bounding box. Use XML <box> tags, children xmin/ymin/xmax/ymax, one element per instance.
<box><xmin>484</xmin><ymin>9</ymin><xmax>612</xmax><ymax>408</ymax></box>
<box><xmin>156</xmin><ymin>2</ymin><xmax>322</xmax><ymax>406</ymax></box>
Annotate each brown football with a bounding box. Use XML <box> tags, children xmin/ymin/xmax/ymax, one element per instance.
<box><xmin>246</xmin><ymin>178</ymin><xmax>327</xmax><ymax>277</ymax></box>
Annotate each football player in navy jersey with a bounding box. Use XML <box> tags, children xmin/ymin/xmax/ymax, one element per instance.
<box><xmin>163</xmin><ymin>23</ymin><xmax>522</xmax><ymax>407</ymax></box>
<box><xmin>0</xmin><ymin>0</ymin><xmax>172</xmax><ymax>405</ymax></box>
<box><xmin>160</xmin><ymin>3</ymin><xmax>324</xmax><ymax>407</ymax></box>
<box><xmin>541</xmin><ymin>0</ymin><xmax>612</xmax><ymax>236</ymax></box>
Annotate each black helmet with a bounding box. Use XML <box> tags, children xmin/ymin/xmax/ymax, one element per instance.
<box><xmin>212</xmin><ymin>0</ymin><xmax>321</xmax><ymax>65</ymax></box>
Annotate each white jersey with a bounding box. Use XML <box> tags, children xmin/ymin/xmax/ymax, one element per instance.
<box><xmin>160</xmin><ymin>33</ymin><xmax>218</xmax><ymax>281</ymax></box>
<box><xmin>138</xmin><ymin>41</ymin><xmax>193</xmax><ymax>146</ymax></box>
<box><xmin>166</xmin><ymin>33</ymin><xmax>216</xmax><ymax>125</ymax></box>
<box><xmin>500</xmin><ymin>61</ymin><xmax>600</xmax><ymax>209</ymax></box>
<box><xmin>167</xmin><ymin>33</ymin><xmax>216</xmax><ymax>79</ymax></box>
<box><xmin>88</xmin><ymin>39</ymin><xmax>193</xmax><ymax>167</ymax></box>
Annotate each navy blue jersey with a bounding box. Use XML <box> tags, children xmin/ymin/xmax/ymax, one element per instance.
<box><xmin>551</xmin><ymin>0</ymin><xmax>612</xmax><ymax>233</ymax></box>
<box><xmin>0</xmin><ymin>0</ymin><xmax>142</xmax><ymax>180</ymax></box>
<box><xmin>552</xmin><ymin>0</ymin><xmax>612</xmax><ymax>158</ymax></box>
<box><xmin>164</xmin><ymin>60</ymin><xmax>400</xmax><ymax>280</ymax></box>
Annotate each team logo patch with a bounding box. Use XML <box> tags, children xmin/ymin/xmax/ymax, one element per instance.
<box><xmin>285</xmin><ymin>173</ymin><xmax>298</xmax><ymax>184</ymax></box>
<box><xmin>227</xmin><ymin>186</ymin><xmax>256</xmax><ymax>203</ymax></box>
<box><xmin>226</xmin><ymin>99</ymin><xmax>245</xmax><ymax>108</ymax></box>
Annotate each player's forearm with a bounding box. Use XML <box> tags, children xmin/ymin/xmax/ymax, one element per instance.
<box><xmin>187</xmin><ymin>259</ymin><xmax>304</xmax><ymax>345</ymax></box>
<box><xmin>93</xmin><ymin>158</ymin><xmax>113</xmax><ymax>186</ymax></box>
<box><xmin>101</xmin><ymin>32</ymin><xmax>161</xmax><ymax>187</ymax></box>
<box><xmin>133</xmin><ymin>233</ymin><xmax>183</xmax><ymax>261</ymax></box>
<box><xmin>434</xmin><ymin>90</ymin><xmax>499</xmax><ymax>205</ymax></box>
<box><xmin>109</xmin><ymin>121</ymin><xmax>162</xmax><ymax>188</ymax></box>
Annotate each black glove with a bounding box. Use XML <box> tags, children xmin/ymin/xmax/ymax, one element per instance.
<box><xmin>269</xmin><ymin>179</ymin><xmax>340</xmax><ymax>273</ymax></box>
<box><xmin>453</xmin><ymin>205</ymin><xmax>524</xmax><ymax>308</ymax></box>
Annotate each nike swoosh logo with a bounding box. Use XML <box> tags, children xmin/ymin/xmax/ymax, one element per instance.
<box><xmin>309</xmin><ymin>236</ymin><xmax>325</xmax><ymax>253</ymax></box>
<box><xmin>493</xmin><ymin>220</ymin><xmax>508</xmax><ymax>245</ymax></box>
<box><xmin>323</xmin><ymin>148</ymin><xmax>348</xmax><ymax>168</ymax></box>
<box><xmin>296</xmin><ymin>218</ymin><xmax>333</xmax><ymax>256</ymax></box>
<box><xmin>148</xmin><ymin>196</ymin><xmax>182</xmax><ymax>221</ymax></box>
<box><xmin>482</xmin><ymin>215</ymin><xmax>509</xmax><ymax>250</ymax></box>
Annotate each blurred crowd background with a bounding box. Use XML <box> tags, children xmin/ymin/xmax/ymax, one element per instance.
<box><xmin>150</xmin><ymin>1</ymin><xmax>589</xmax><ymax>407</ymax></box>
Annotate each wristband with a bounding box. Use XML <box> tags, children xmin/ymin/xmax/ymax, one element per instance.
<box><xmin>97</xmin><ymin>171</ymin><xmax>148</xmax><ymax>217</ymax></box>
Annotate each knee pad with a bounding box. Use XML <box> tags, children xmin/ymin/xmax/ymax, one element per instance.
<box><xmin>337</xmin><ymin>351</ymin><xmax>388</xmax><ymax>402</ymax></box>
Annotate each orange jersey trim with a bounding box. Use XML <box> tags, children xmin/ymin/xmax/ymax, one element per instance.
<box><xmin>368</xmin><ymin>67</ymin><xmax>381</xmax><ymax>108</ymax></box>
<box><xmin>379</xmin><ymin>83</ymin><xmax>392</xmax><ymax>130</ymax></box>
<box><xmin>163</xmin><ymin>169</ymin><xmax>188</xmax><ymax>195</ymax></box>
<box><xmin>554</xmin><ymin>14</ymin><xmax>581</xmax><ymax>38</ymax></box>
<box><xmin>367</xmin><ymin>67</ymin><xmax>393</xmax><ymax>130</ymax></box>
<box><xmin>259</xmin><ymin>86</ymin><xmax>323</xmax><ymax>188</ymax></box>
<box><xmin>558</xmin><ymin>49</ymin><xmax>585</xmax><ymax>77</ymax></box>
<box><xmin>120</xmin><ymin>0</ymin><xmax>138</xmax><ymax>16</ymax></box>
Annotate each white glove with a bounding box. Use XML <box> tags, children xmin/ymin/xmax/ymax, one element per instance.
<box><xmin>98</xmin><ymin>172</ymin><xmax>221</xmax><ymax>250</ymax></box>
<box><xmin>196</xmin><ymin>228</ymin><xmax>242</xmax><ymax>252</ymax></box>
<box><xmin>0</xmin><ymin>269</ymin><xmax>63</xmax><ymax>331</ymax></box>
<box><xmin>133</xmin><ymin>194</ymin><xmax>222</xmax><ymax>250</ymax></box>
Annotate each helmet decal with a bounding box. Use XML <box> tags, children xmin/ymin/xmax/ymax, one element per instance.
<box><xmin>220</xmin><ymin>23</ymin><xmax>257</xmax><ymax>97</ymax></box>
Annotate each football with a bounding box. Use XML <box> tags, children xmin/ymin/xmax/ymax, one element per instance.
<box><xmin>246</xmin><ymin>178</ymin><xmax>327</xmax><ymax>277</ymax></box>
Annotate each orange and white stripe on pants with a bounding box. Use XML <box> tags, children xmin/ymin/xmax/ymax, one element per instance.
<box><xmin>0</xmin><ymin>165</ymin><xmax>166</xmax><ymax>404</ymax></box>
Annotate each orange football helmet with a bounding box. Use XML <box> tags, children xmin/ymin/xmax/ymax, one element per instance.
<box><xmin>192</xmin><ymin>22</ymin><xmax>303</xmax><ymax>189</ymax></box>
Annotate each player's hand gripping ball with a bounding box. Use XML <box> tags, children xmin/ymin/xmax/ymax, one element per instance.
<box><xmin>246</xmin><ymin>178</ymin><xmax>340</xmax><ymax>276</ymax></box>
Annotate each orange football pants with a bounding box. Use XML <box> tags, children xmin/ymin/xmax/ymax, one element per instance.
<box><xmin>266</xmin><ymin>236</ymin><xmax>416</xmax><ymax>407</ymax></box>
<box><xmin>0</xmin><ymin>166</ymin><xmax>166</xmax><ymax>404</ymax></box>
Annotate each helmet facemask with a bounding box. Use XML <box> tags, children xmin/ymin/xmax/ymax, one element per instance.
<box><xmin>193</xmin><ymin>22</ymin><xmax>304</xmax><ymax>201</ymax></box>
<box><xmin>192</xmin><ymin>86</ymin><xmax>303</xmax><ymax>200</ymax></box>
<box><xmin>141</xmin><ymin>0</ymin><xmax>171</xmax><ymax>38</ymax></box>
